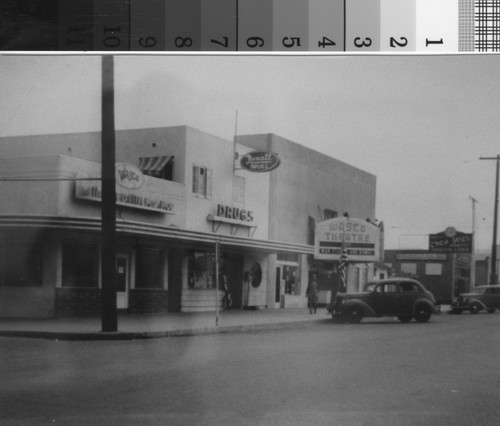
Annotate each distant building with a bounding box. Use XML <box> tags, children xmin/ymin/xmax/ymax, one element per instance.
<box><xmin>0</xmin><ymin>126</ymin><xmax>376</xmax><ymax>318</ymax></box>
<box><xmin>384</xmin><ymin>250</ymin><xmax>472</xmax><ymax>303</ymax></box>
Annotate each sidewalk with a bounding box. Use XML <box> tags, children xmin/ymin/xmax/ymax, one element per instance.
<box><xmin>0</xmin><ymin>308</ymin><xmax>328</xmax><ymax>341</ymax></box>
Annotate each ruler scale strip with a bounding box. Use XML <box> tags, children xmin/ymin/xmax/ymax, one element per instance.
<box><xmin>1</xmin><ymin>0</ymin><xmax>500</xmax><ymax>52</ymax></box>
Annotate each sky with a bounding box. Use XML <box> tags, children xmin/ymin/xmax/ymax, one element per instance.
<box><xmin>1</xmin><ymin>53</ymin><xmax>499</xmax><ymax>251</ymax></box>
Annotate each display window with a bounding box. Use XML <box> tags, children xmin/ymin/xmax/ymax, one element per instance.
<box><xmin>62</xmin><ymin>241</ymin><xmax>99</xmax><ymax>288</ymax></box>
<box><xmin>0</xmin><ymin>241</ymin><xmax>43</xmax><ymax>287</ymax></box>
<box><xmin>136</xmin><ymin>247</ymin><xmax>162</xmax><ymax>288</ymax></box>
<box><xmin>282</xmin><ymin>264</ymin><xmax>299</xmax><ymax>295</ymax></box>
<box><xmin>188</xmin><ymin>251</ymin><xmax>217</xmax><ymax>289</ymax></box>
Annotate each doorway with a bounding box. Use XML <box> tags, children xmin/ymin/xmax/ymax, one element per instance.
<box><xmin>116</xmin><ymin>254</ymin><xmax>130</xmax><ymax>309</ymax></box>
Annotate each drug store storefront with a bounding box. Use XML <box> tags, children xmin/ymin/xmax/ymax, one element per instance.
<box><xmin>0</xmin><ymin>155</ymin><xmax>309</xmax><ymax>318</ymax></box>
<box><xmin>0</xmin><ymin>156</ymin><xmax>188</xmax><ymax>318</ymax></box>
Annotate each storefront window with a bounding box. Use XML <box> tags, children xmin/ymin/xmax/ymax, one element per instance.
<box><xmin>136</xmin><ymin>247</ymin><xmax>162</xmax><ymax>289</ymax></box>
<box><xmin>425</xmin><ymin>263</ymin><xmax>443</xmax><ymax>276</ymax></box>
<box><xmin>62</xmin><ymin>241</ymin><xmax>99</xmax><ymax>287</ymax></box>
<box><xmin>283</xmin><ymin>264</ymin><xmax>299</xmax><ymax>295</ymax></box>
<box><xmin>0</xmin><ymin>242</ymin><xmax>43</xmax><ymax>287</ymax></box>
<box><xmin>400</xmin><ymin>262</ymin><xmax>417</xmax><ymax>275</ymax></box>
<box><xmin>188</xmin><ymin>251</ymin><xmax>216</xmax><ymax>289</ymax></box>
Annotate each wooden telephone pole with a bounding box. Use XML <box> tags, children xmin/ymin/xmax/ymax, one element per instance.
<box><xmin>480</xmin><ymin>155</ymin><xmax>500</xmax><ymax>284</ymax></box>
<box><xmin>101</xmin><ymin>55</ymin><xmax>118</xmax><ymax>332</ymax></box>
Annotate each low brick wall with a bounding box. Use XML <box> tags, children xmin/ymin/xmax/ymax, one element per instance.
<box><xmin>55</xmin><ymin>288</ymin><xmax>169</xmax><ymax>315</ymax></box>
<box><xmin>55</xmin><ymin>287</ymin><xmax>101</xmax><ymax>316</ymax></box>
<box><xmin>128</xmin><ymin>289</ymin><xmax>168</xmax><ymax>313</ymax></box>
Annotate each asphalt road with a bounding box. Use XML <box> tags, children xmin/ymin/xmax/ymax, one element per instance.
<box><xmin>1</xmin><ymin>312</ymin><xmax>499</xmax><ymax>426</ymax></box>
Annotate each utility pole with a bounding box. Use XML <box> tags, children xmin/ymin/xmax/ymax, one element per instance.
<box><xmin>469</xmin><ymin>196</ymin><xmax>478</xmax><ymax>291</ymax></box>
<box><xmin>480</xmin><ymin>155</ymin><xmax>500</xmax><ymax>284</ymax></box>
<box><xmin>101</xmin><ymin>55</ymin><xmax>118</xmax><ymax>332</ymax></box>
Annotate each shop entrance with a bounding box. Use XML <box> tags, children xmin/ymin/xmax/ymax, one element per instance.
<box><xmin>116</xmin><ymin>254</ymin><xmax>130</xmax><ymax>309</ymax></box>
<box><xmin>275</xmin><ymin>266</ymin><xmax>282</xmax><ymax>307</ymax></box>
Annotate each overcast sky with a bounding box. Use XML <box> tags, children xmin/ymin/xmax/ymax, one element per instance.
<box><xmin>1</xmin><ymin>53</ymin><xmax>499</xmax><ymax>251</ymax></box>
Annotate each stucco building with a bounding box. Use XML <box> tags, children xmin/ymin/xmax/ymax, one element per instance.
<box><xmin>0</xmin><ymin>126</ymin><xmax>377</xmax><ymax>317</ymax></box>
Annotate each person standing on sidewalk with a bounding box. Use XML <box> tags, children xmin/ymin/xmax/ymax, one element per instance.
<box><xmin>306</xmin><ymin>274</ymin><xmax>319</xmax><ymax>314</ymax></box>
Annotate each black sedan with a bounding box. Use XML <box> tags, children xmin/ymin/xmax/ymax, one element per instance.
<box><xmin>450</xmin><ymin>285</ymin><xmax>500</xmax><ymax>314</ymax></box>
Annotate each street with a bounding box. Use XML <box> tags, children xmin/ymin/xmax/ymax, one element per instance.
<box><xmin>1</xmin><ymin>312</ymin><xmax>499</xmax><ymax>426</ymax></box>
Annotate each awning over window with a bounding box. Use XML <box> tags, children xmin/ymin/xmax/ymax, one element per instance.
<box><xmin>138</xmin><ymin>156</ymin><xmax>173</xmax><ymax>172</ymax></box>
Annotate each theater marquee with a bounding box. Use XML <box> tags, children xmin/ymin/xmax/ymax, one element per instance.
<box><xmin>315</xmin><ymin>217</ymin><xmax>381</xmax><ymax>262</ymax></box>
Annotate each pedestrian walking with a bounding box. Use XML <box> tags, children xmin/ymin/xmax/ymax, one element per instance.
<box><xmin>306</xmin><ymin>274</ymin><xmax>319</xmax><ymax>314</ymax></box>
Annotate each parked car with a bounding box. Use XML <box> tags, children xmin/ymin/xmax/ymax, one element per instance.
<box><xmin>331</xmin><ymin>278</ymin><xmax>439</xmax><ymax>324</ymax></box>
<box><xmin>450</xmin><ymin>285</ymin><xmax>500</xmax><ymax>314</ymax></box>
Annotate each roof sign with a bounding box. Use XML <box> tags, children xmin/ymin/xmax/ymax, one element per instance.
<box><xmin>240</xmin><ymin>151</ymin><xmax>281</xmax><ymax>172</ymax></box>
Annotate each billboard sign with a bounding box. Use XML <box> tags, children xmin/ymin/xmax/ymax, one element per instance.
<box><xmin>315</xmin><ymin>217</ymin><xmax>381</xmax><ymax>262</ymax></box>
<box><xmin>429</xmin><ymin>227</ymin><xmax>472</xmax><ymax>253</ymax></box>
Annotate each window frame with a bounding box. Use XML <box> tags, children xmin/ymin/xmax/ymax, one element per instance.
<box><xmin>192</xmin><ymin>164</ymin><xmax>212</xmax><ymax>198</ymax></box>
<box><xmin>62</xmin><ymin>240</ymin><xmax>99</xmax><ymax>288</ymax></box>
<box><xmin>400</xmin><ymin>262</ymin><xmax>417</xmax><ymax>275</ymax></box>
<box><xmin>425</xmin><ymin>262</ymin><xmax>443</xmax><ymax>276</ymax></box>
<box><xmin>0</xmin><ymin>240</ymin><xmax>43</xmax><ymax>287</ymax></box>
<box><xmin>232</xmin><ymin>175</ymin><xmax>245</xmax><ymax>206</ymax></box>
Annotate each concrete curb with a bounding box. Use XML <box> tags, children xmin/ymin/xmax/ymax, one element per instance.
<box><xmin>0</xmin><ymin>319</ymin><xmax>325</xmax><ymax>341</ymax></box>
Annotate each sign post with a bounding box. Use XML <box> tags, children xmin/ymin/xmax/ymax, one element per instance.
<box><xmin>215</xmin><ymin>239</ymin><xmax>220</xmax><ymax>327</ymax></box>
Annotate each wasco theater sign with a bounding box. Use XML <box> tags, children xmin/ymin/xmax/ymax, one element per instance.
<box><xmin>75</xmin><ymin>163</ymin><xmax>175</xmax><ymax>214</ymax></box>
<box><xmin>315</xmin><ymin>217</ymin><xmax>380</xmax><ymax>262</ymax></box>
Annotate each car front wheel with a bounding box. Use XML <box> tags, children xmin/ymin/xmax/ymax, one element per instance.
<box><xmin>469</xmin><ymin>302</ymin><xmax>481</xmax><ymax>314</ymax></box>
<box><xmin>346</xmin><ymin>306</ymin><xmax>363</xmax><ymax>324</ymax></box>
<box><xmin>487</xmin><ymin>308</ymin><xmax>496</xmax><ymax>314</ymax></box>
<box><xmin>414</xmin><ymin>305</ymin><xmax>432</xmax><ymax>323</ymax></box>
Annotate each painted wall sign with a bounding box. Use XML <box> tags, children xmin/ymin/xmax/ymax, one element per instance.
<box><xmin>429</xmin><ymin>229</ymin><xmax>472</xmax><ymax>253</ymax></box>
<box><xmin>75</xmin><ymin>170</ymin><xmax>174</xmax><ymax>214</ymax></box>
<box><xmin>315</xmin><ymin>217</ymin><xmax>380</xmax><ymax>262</ymax></box>
<box><xmin>115</xmin><ymin>163</ymin><xmax>145</xmax><ymax>190</ymax></box>
<box><xmin>240</xmin><ymin>151</ymin><xmax>281</xmax><ymax>172</ymax></box>
<box><xmin>396</xmin><ymin>253</ymin><xmax>447</xmax><ymax>261</ymax></box>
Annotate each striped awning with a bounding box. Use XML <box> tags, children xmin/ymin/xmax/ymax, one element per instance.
<box><xmin>138</xmin><ymin>156</ymin><xmax>173</xmax><ymax>172</ymax></box>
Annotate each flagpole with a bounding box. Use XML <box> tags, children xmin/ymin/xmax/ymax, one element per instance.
<box><xmin>233</xmin><ymin>110</ymin><xmax>238</xmax><ymax>173</ymax></box>
<box><xmin>339</xmin><ymin>229</ymin><xmax>349</xmax><ymax>293</ymax></box>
